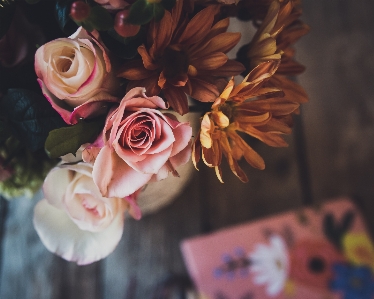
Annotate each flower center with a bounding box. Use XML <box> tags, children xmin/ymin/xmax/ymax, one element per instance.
<box><xmin>162</xmin><ymin>46</ymin><xmax>189</xmax><ymax>83</ymax></box>
<box><xmin>57</xmin><ymin>56</ymin><xmax>73</xmax><ymax>73</ymax></box>
<box><xmin>308</xmin><ymin>256</ymin><xmax>326</xmax><ymax>273</ymax></box>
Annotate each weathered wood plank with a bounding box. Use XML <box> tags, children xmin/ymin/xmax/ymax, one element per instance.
<box><xmin>0</xmin><ymin>191</ymin><xmax>102</xmax><ymax>299</ymax></box>
<box><xmin>0</xmin><ymin>191</ymin><xmax>55</xmax><ymax>299</ymax></box>
<box><xmin>297</xmin><ymin>0</ymin><xmax>374</xmax><ymax>232</ymax></box>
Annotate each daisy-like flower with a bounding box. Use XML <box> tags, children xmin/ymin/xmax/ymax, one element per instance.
<box><xmin>192</xmin><ymin>60</ymin><xmax>299</xmax><ymax>182</ymax></box>
<box><xmin>249</xmin><ymin>234</ymin><xmax>289</xmax><ymax>297</ymax></box>
<box><xmin>240</xmin><ymin>0</ymin><xmax>309</xmax><ymax>104</ymax></box>
<box><xmin>117</xmin><ymin>0</ymin><xmax>245</xmax><ymax>115</ymax></box>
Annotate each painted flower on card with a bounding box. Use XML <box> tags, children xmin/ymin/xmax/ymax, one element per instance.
<box><xmin>249</xmin><ymin>234</ymin><xmax>289</xmax><ymax>296</ymax></box>
<box><xmin>35</xmin><ymin>27</ymin><xmax>119</xmax><ymax>125</ymax></box>
<box><xmin>33</xmin><ymin>162</ymin><xmax>130</xmax><ymax>265</ymax></box>
<box><xmin>330</xmin><ymin>263</ymin><xmax>374</xmax><ymax>299</ymax></box>
<box><xmin>83</xmin><ymin>87</ymin><xmax>192</xmax><ymax>199</ymax></box>
<box><xmin>289</xmin><ymin>238</ymin><xmax>345</xmax><ymax>289</ymax></box>
<box><xmin>342</xmin><ymin>233</ymin><xmax>374</xmax><ymax>271</ymax></box>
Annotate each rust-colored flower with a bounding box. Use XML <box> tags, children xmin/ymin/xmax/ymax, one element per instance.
<box><xmin>240</xmin><ymin>0</ymin><xmax>309</xmax><ymax>104</ymax></box>
<box><xmin>117</xmin><ymin>0</ymin><xmax>245</xmax><ymax>115</ymax></box>
<box><xmin>192</xmin><ymin>60</ymin><xmax>299</xmax><ymax>182</ymax></box>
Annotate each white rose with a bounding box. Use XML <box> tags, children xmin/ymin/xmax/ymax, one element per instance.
<box><xmin>33</xmin><ymin>162</ymin><xmax>127</xmax><ymax>265</ymax></box>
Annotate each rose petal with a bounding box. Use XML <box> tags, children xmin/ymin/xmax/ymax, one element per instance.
<box><xmin>33</xmin><ymin>199</ymin><xmax>124</xmax><ymax>265</ymax></box>
<box><xmin>93</xmin><ymin>146</ymin><xmax>153</xmax><ymax>198</ymax></box>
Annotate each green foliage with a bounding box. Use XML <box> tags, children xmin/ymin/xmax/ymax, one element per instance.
<box><xmin>55</xmin><ymin>0</ymin><xmax>79</xmax><ymax>35</ymax></box>
<box><xmin>83</xmin><ymin>5</ymin><xmax>113</xmax><ymax>31</ymax></box>
<box><xmin>127</xmin><ymin>0</ymin><xmax>176</xmax><ymax>25</ymax></box>
<box><xmin>101</xmin><ymin>28</ymin><xmax>145</xmax><ymax>59</ymax></box>
<box><xmin>0</xmin><ymin>89</ymin><xmax>67</xmax><ymax>152</ymax></box>
<box><xmin>0</xmin><ymin>136</ymin><xmax>58</xmax><ymax>200</ymax></box>
<box><xmin>45</xmin><ymin>117</ymin><xmax>105</xmax><ymax>159</ymax></box>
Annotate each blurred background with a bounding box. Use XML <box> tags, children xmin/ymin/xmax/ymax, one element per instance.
<box><xmin>1</xmin><ymin>0</ymin><xmax>374</xmax><ymax>298</ymax></box>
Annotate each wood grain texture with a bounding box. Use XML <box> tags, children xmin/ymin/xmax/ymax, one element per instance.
<box><xmin>297</xmin><ymin>0</ymin><xmax>374</xmax><ymax>231</ymax></box>
<box><xmin>2</xmin><ymin>0</ymin><xmax>374</xmax><ymax>298</ymax></box>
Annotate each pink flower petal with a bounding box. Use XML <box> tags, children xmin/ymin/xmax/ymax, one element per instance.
<box><xmin>93</xmin><ymin>146</ymin><xmax>152</xmax><ymax>198</ymax></box>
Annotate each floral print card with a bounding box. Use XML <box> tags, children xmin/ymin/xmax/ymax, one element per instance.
<box><xmin>181</xmin><ymin>198</ymin><xmax>374</xmax><ymax>299</ymax></box>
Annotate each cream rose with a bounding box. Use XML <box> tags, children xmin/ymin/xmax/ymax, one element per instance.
<box><xmin>35</xmin><ymin>27</ymin><xmax>119</xmax><ymax>125</ymax></box>
<box><xmin>33</xmin><ymin>162</ymin><xmax>128</xmax><ymax>265</ymax></box>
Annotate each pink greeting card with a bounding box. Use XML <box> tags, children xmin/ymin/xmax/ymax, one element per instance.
<box><xmin>181</xmin><ymin>198</ymin><xmax>374</xmax><ymax>299</ymax></box>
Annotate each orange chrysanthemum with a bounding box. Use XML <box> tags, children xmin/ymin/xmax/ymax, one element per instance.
<box><xmin>240</xmin><ymin>0</ymin><xmax>309</xmax><ymax>104</ymax></box>
<box><xmin>192</xmin><ymin>60</ymin><xmax>299</xmax><ymax>182</ymax></box>
<box><xmin>117</xmin><ymin>0</ymin><xmax>245</xmax><ymax>115</ymax></box>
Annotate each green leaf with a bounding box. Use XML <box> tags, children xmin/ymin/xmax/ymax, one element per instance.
<box><xmin>55</xmin><ymin>0</ymin><xmax>79</xmax><ymax>35</ymax></box>
<box><xmin>80</xmin><ymin>20</ymin><xmax>95</xmax><ymax>32</ymax></box>
<box><xmin>127</xmin><ymin>0</ymin><xmax>156</xmax><ymax>25</ymax></box>
<box><xmin>0</xmin><ymin>89</ymin><xmax>67</xmax><ymax>152</ymax></box>
<box><xmin>100</xmin><ymin>28</ymin><xmax>145</xmax><ymax>59</ymax></box>
<box><xmin>0</xmin><ymin>0</ymin><xmax>16</xmax><ymax>39</ymax></box>
<box><xmin>152</xmin><ymin>3</ymin><xmax>165</xmax><ymax>22</ymax></box>
<box><xmin>86</xmin><ymin>6</ymin><xmax>113</xmax><ymax>31</ymax></box>
<box><xmin>45</xmin><ymin>117</ymin><xmax>105</xmax><ymax>159</ymax></box>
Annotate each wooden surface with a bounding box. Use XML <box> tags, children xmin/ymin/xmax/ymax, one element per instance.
<box><xmin>1</xmin><ymin>0</ymin><xmax>374</xmax><ymax>298</ymax></box>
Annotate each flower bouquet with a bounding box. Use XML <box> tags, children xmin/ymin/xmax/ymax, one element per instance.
<box><xmin>0</xmin><ymin>0</ymin><xmax>309</xmax><ymax>264</ymax></box>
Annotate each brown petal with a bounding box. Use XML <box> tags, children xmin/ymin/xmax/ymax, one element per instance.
<box><xmin>228</xmin><ymin>131</ymin><xmax>265</xmax><ymax>170</ymax></box>
<box><xmin>207</xmin><ymin>60</ymin><xmax>246</xmax><ymax>77</ymax></box>
<box><xmin>234</xmin><ymin>112</ymin><xmax>270</xmax><ymax>125</ymax></box>
<box><xmin>256</xmin><ymin>118</ymin><xmax>293</xmax><ymax>135</ymax></box>
<box><xmin>117</xmin><ymin>59</ymin><xmax>154</xmax><ymax>80</ymax></box>
<box><xmin>270</xmin><ymin>75</ymin><xmax>308</xmax><ymax>103</ymax></box>
<box><xmin>149</xmin><ymin>11</ymin><xmax>173</xmax><ymax>58</ymax></box>
<box><xmin>226</xmin><ymin>151</ymin><xmax>249</xmax><ymax>183</ymax></box>
<box><xmin>178</xmin><ymin>5</ymin><xmax>218</xmax><ymax>45</ymax></box>
<box><xmin>126</xmin><ymin>74</ymin><xmax>161</xmax><ymax>96</ymax></box>
<box><xmin>206</xmin><ymin>18</ymin><xmax>230</xmax><ymax>40</ymax></box>
<box><xmin>191</xmin><ymin>52</ymin><xmax>228</xmax><ymax>71</ymax></box>
<box><xmin>215</xmin><ymin>165</ymin><xmax>224</xmax><ymax>183</ymax></box>
<box><xmin>138</xmin><ymin>45</ymin><xmax>159</xmax><ymax>70</ymax></box>
<box><xmin>186</xmin><ymin>77</ymin><xmax>219</xmax><ymax>102</ymax></box>
<box><xmin>192</xmin><ymin>135</ymin><xmax>201</xmax><ymax>170</ymax></box>
<box><xmin>192</xmin><ymin>32</ymin><xmax>241</xmax><ymax>58</ymax></box>
<box><xmin>245</xmin><ymin>60</ymin><xmax>280</xmax><ymax>85</ymax></box>
<box><xmin>238</xmin><ymin>125</ymin><xmax>288</xmax><ymax>147</ymax></box>
<box><xmin>171</xmin><ymin>0</ymin><xmax>184</xmax><ymax>32</ymax></box>
<box><xmin>163</xmin><ymin>86</ymin><xmax>189</xmax><ymax>115</ymax></box>
<box><xmin>202</xmin><ymin>146</ymin><xmax>215</xmax><ymax>167</ymax></box>
<box><xmin>239</xmin><ymin>98</ymin><xmax>299</xmax><ymax>115</ymax></box>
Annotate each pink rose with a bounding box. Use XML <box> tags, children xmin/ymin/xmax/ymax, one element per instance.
<box><xmin>84</xmin><ymin>87</ymin><xmax>192</xmax><ymax>198</ymax></box>
<box><xmin>35</xmin><ymin>27</ymin><xmax>119</xmax><ymax>125</ymax></box>
<box><xmin>33</xmin><ymin>162</ymin><xmax>130</xmax><ymax>265</ymax></box>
